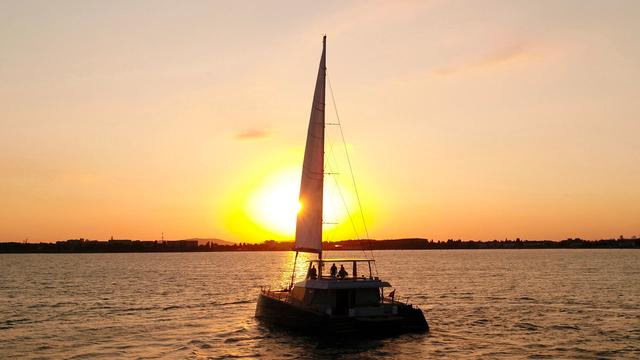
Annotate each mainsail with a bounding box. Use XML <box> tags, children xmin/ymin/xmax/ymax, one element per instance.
<box><xmin>294</xmin><ymin>36</ymin><xmax>326</xmax><ymax>254</ymax></box>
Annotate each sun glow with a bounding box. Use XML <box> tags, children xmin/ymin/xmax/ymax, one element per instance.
<box><xmin>245</xmin><ymin>168</ymin><xmax>354</xmax><ymax>238</ymax></box>
<box><xmin>248</xmin><ymin>170</ymin><xmax>301</xmax><ymax>236</ymax></box>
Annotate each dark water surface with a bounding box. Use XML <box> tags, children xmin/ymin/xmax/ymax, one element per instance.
<box><xmin>1</xmin><ymin>250</ymin><xmax>639</xmax><ymax>359</ymax></box>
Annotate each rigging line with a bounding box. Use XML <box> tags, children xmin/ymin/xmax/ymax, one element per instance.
<box><xmin>289</xmin><ymin>251</ymin><xmax>299</xmax><ymax>290</ymax></box>
<box><xmin>326</xmin><ymin>160</ymin><xmax>361</xmax><ymax>243</ymax></box>
<box><xmin>323</xmin><ymin>84</ymin><xmax>342</xmax><ymax>170</ymax></box>
<box><xmin>327</xmin><ymin>153</ymin><xmax>373</xmax><ymax>259</ymax></box>
<box><xmin>327</xmin><ymin>140</ymin><xmax>369</xmax><ymax>261</ymax></box>
<box><xmin>323</xmin><ymin>80</ymin><xmax>365</xmax><ymax>258</ymax></box>
<box><xmin>323</xmin><ymin>105</ymin><xmax>341</xmax><ymax>170</ymax></box>
<box><xmin>330</xmin><ymin>162</ymin><xmax>361</xmax><ymax>243</ymax></box>
<box><xmin>323</xmin><ymin>173</ymin><xmax>342</xmax><ymax>246</ymax></box>
<box><xmin>327</xmin><ymin>73</ymin><xmax>378</xmax><ymax>275</ymax></box>
<box><xmin>324</xmin><ymin>130</ymin><xmax>339</xmax><ymax>170</ymax></box>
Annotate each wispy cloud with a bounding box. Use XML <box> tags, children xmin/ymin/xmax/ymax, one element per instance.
<box><xmin>478</xmin><ymin>43</ymin><xmax>530</xmax><ymax>67</ymax></box>
<box><xmin>434</xmin><ymin>42</ymin><xmax>537</xmax><ymax>76</ymax></box>
<box><xmin>235</xmin><ymin>128</ymin><xmax>270</xmax><ymax>140</ymax></box>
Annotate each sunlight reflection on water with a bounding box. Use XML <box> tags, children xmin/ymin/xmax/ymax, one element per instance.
<box><xmin>274</xmin><ymin>251</ymin><xmax>313</xmax><ymax>290</ymax></box>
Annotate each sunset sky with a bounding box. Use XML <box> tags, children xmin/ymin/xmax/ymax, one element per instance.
<box><xmin>1</xmin><ymin>1</ymin><xmax>639</xmax><ymax>243</ymax></box>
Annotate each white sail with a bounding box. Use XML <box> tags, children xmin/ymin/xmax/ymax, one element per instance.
<box><xmin>294</xmin><ymin>36</ymin><xmax>326</xmax><ymax>254</ymax></box>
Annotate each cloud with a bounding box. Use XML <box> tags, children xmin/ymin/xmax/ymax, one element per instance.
<box><xmin>235</xmin><ymin>128</ymin><xmax>270</xmax><ymax>140</ymax></box>
<box><xmin>434</xmin><ymin>42</ymin><xmax>536</xmax><ymax>76</ymax></box>
<box><xmin>476</xmin><ymin>42</ymin><xmax>531</xmax><ymax>67</ymax></box>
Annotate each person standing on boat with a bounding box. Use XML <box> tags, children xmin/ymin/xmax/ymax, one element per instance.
<box><xmin>330</xmin><ymin>263</ymin><xmax>337</xmax><ymax>278</ymax></box>
<box><xmin>338</xmin><ymin>265</ymin><xmax>348</xmax><ymax>279</ymax></box>
<box><xmin>308</xmin><ymin>265</ymin><xmax>318</xmax><ymax>280</ymax></box>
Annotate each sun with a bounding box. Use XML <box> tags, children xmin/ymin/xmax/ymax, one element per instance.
<box><xmin>247</xmin><ymin>170</ymin><xmax>301</xmax><ymax>237</ymax></box>
<box><xmin>246</xmin><ymin>168</ymin><xmax>353</xmax><ymax>238</ymax></box>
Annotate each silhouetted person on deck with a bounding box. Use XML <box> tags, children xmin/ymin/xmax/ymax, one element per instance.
<box><xmin>338</xmin><ymin>265</ymin><xmax>348</xmax><ymax>279</ymax></box>
<box><xmin>308</xmin><ymin>265</ymin><xmax>317</xmax><ymax>280</ymax></box>
<box><xmin>330</xmin><ymin>263</ymin><xmax>337</xmax><ymax>278</ymax></box>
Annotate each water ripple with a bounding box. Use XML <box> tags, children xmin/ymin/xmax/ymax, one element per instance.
<box><xmin>1</xmin><ymin>250</ymin><xmax>639</xmax><ymax>359</ymax></box>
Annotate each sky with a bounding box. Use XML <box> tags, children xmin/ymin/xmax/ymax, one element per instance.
<box><xmin>1</xmin><ymin>0</ymin><xmax>639</xmax><ymax>243</ymax></box>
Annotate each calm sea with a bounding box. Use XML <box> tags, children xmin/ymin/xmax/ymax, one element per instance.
<box><xmin>1</xmin><ymin>250</ymin><xmax>639</xmax><ymax>359</ymax></box>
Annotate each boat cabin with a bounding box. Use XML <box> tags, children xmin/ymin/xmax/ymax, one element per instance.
<box><xmin>286</xmin><ymin>259</ymin><xmax>396</xmax><ymax>317</ymax></box>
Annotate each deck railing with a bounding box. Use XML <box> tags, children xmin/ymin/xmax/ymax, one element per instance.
<box><xmin>259</xmin><ymin>286</ymin><xmax>326</xmax><ymax>313</ymax></box>
<box><xmin>259</xmin><ymin>286</ymin><xmax>290</xmax><ymax>302</ymax></box>
<box><xmin>382</xmin><ymin>296</ymin><xmax>410</xmax><ymax>306</ymax></box>
<box><xmin>308</xmin><ymin>275</ymin><xmax>378</xmax><ymax>281</ymax></box>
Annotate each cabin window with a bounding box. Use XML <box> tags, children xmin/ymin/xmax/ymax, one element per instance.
<box><xmin>310</xmin><ymin>289</ymin><xmax>329</xmax><ymax>306</ymax></box>
<box><xmin>353</xmin><ymin>288</ymin><xmax>380</xmax><ymax>307</ymax></box>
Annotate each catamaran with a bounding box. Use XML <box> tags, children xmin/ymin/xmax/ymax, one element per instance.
<box><xmin>255</xmin><ymin>36</ymin><xmax>428</xmax><ymax>334</ymax></box>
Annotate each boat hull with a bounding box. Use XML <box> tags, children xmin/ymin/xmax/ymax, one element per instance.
<box><xmin>255</xmin><ymin>293</ymin><xmax>429</xmax><ymax>335</ymax></box>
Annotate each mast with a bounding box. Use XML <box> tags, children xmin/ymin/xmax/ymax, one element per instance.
<box><xmin>318</xmin><ymin>36</ymin><xmax>325</xmax><ymax>276</ymax></box>
<box><xmin>293</xmin><ymin>35</ymin><xmax>326</xmax><ymax>257</ymax></box>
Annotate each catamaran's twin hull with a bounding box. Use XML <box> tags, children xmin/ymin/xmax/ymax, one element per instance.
<box><xmin>255</xmin><ymin>293</ymin><xmax>429</xmax><ymax>335</ymax></box>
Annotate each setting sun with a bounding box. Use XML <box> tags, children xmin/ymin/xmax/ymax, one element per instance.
<box><xmin>247</xmin><ymin>170</ymin><xmax>301</xmax><ymax>236</ymax></box>
<box><xmin>236</xmin><ymin>166</ymin><xmax>357</xmax><ymax>239</ymax></box>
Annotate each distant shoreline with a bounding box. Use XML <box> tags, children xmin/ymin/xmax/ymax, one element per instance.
<box><xmin>1</xmin><ymin>238</ymin><xmax>638</xmax><ymax>253</ymax></box>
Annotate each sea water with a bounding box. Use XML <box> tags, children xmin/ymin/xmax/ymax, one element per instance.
<box><xmin>1</xmin><ymin>249</ymin><xmax>639</xmax><ymax>359</ymax></box>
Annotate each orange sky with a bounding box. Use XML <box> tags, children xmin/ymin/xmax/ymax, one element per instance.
<box><xmin>1</xmin><ymin>1</ymin><xmax>639</xmax><ymax>243</ymax></box>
